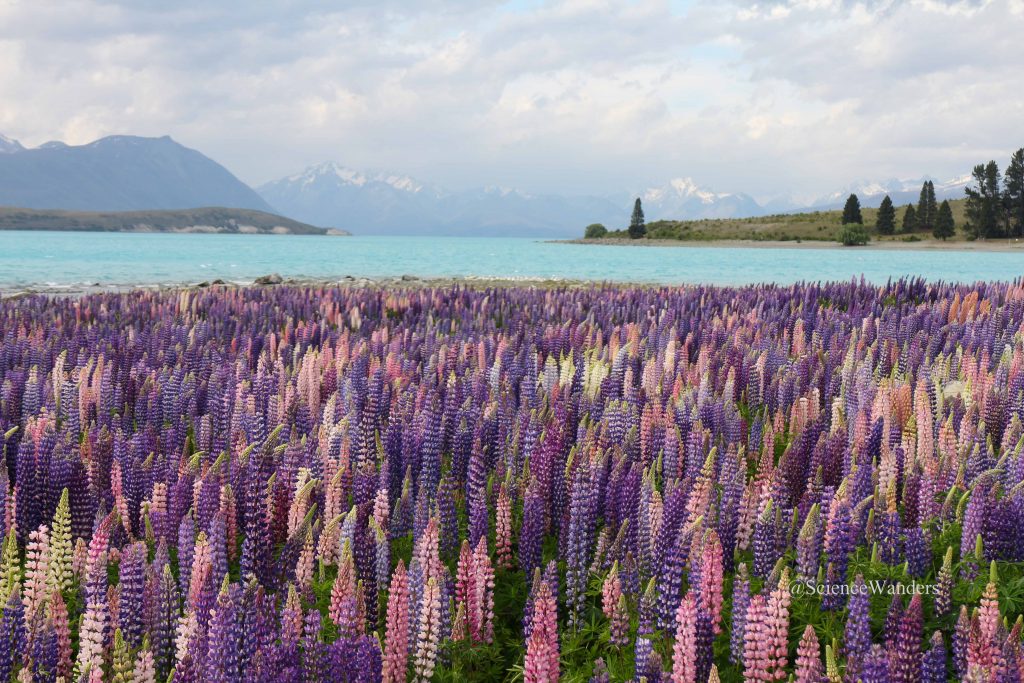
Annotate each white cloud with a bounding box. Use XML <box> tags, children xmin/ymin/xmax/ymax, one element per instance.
<box><xmin>0</xmin><ymin>0</ymin><xmax>1019</xmax><ymax>198</ymax></box>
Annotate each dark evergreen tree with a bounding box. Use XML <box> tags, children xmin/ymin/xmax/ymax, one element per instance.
<box><xmin>928</xmin><ymin>181</ymin><xmax>937</xmax><ymax>223</ymax></box>
<box><xmin>917</xmin><ymin>180</ymin><xmax>937</xmax><ymax>230</ymax></box>
<box><xmin>841</xmin><ymin>194</ymin><xmax>863</xmax><ymax>225</ymax></box>
<box><xmin>1005</xmin><ymin>147</ymin><xmax>1024</xmax><ymax>238</ymax></box>
<box><xmin>875</xmin><ymin>195</ymin><xmax>896</xmax><ymax>235</ymax></box>
<box><xmin>902</xmin><ymin>204</ymin><xmax>917</xmax><ymax>233</ymax></box>
<box><xmin>628</xmin><ymin>198</ymin><xmax>646</xmax><ymax>239</ymax></box>
<box><xmin>964</xmin><ymin>161</ymin><xmax>1003</xmax><ymax>239</ymax></box>
<box><xmin>933</xmin><ymin>200</ymin><xmax>955</xmax><ymax>240</ymax></box>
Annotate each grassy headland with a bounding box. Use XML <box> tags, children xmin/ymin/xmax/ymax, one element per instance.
<box><xmin>0</xmin><ymin>206</ymin><xmax>345</xmax><ymax>235</ymax></box>
<box><xmin>579</xmin><ymin>199</ymin><xmax>972</xmax><ymax>245</ymax></box>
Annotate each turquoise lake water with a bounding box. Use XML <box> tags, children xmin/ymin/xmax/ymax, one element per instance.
<box><xmin>1</xmin><ymin>231</ymin><xmax>1023</xmax><ymax>288</ymax></box>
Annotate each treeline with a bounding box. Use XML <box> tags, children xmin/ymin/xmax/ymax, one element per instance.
<box><xmin>841</xmin><ymin>181</ymin><xmax>955</xmax><ymax>243</ymax></box>
<box><xmin>840</xmin><ymin>146</ymin><xmax>1024</xmax><ymax>243</ymax></box>
<box><xmin>962</xmin><ymin>148</ymin><xmax>1024</xmax><ymax>239</ymax></box>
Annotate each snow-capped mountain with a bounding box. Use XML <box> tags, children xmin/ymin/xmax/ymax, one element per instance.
<box><xmin>812</xmin><ymin>175</ymin><xmax>971</xmax><ymax>209</ymax></box>
<box><xmin>638</xmin><ymin>177</ymin><xmax>765</xmax><ymax>221</ymax></box>
<box><xmin>258</xmin><ymin>162</ymin><xmax>450</xmax><ymax>234</ymax></box>
<box><xmin>0</xmin><ymin>134</ymin><xmax>25</xmax><ymax>154</ymax></box>
<box><xmin>259</xmin><ymin>162</ymin><xmax>625</xmax><ymax>236</ymax></box>
<box><xmin>259</xmin><ymin>166</ymin><xmax>804</xmax><ymax>235</ymax></box>
<box><xmin>934</xmin><ymin>174</ymin><xmax>974</xmax><ymax>196</ymax></box>
<box><xmin>273</xmin><ymin>162</ymin><xmax>436</xmax><ymax>196</ymax></box>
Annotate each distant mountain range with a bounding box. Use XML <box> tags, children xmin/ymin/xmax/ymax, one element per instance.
<box><xmin>0</xmin><ymin>134</ymin><xmax>273</xmax><ymax>213</ymax></box>
<box><xmin>0</xmin><ymin>132</ymin><xmax>978</xmax><ymax>236</ymax></box>
<box><xmin>258</xmin><ymin>165</ymin><xmax>772</xmax><ymax>235</ymax></box>
<box><xmin>257</xmin><ymin>162</ymin><xmax>975</xmax><ymax>235</ymax></box>
<box><xmin>258</xmin><ymin>162</ymin><xmax>625</xmax><ymax>237</ymax></box>
<box><xmin>808</xmin><ymin>175</ymin><xmax>973</xmax><ymax>210</ymax></box>
<box><xmin>637</xmin><ymin>178</ymin><xmax>764</xmax><ymax>221</ymax></box>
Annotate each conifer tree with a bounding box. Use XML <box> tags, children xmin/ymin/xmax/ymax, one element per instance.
<box><xmin>902</xmin><ymin>204</ymin><xmax>917</xmax><ymax>233</ymax></box>
<box><xmin>875</xmin><ymin>195</ymin><xmax>895</xmax><ymax>235</ymax></box>
<box><xmin>933</xmin><ymin>200</ymin><xmax>955</xmax><ymax>240</ymax></box>
<box><xmin>928</xmin><ymin>181</ymin><xmax>937</xmax><ymax>222</ymax></box>
<box><xmin>964</xmin><ymin>161</ymin><xmax>1003</xmax><ymax>239</ymax></box>
<box><xmin>628</xmin><ymin>198</ymin><xmax>646</xmax><ymax>239</ymax></box>
<box><xmin>841</xmin><ymin>194</ymin><xmax>862</xmax><ymax>225</ymax></box>
<box><xmin>1005</xmin><ymin>147</ymin><xmax>1024</xmax><ymax>238</ymax></box>
<box><xmin>917</xmin><ymin>181</ymin><xmax>937</xmax><ymax>230</ymax></box>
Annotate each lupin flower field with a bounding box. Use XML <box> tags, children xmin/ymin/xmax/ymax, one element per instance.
<box><xmin>1</xmin><ymin>280</ymin><xmax>1024</xmax><ymax>683</ymax></box>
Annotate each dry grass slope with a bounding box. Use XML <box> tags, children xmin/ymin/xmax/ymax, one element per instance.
<box><xmin>598</xmin><ymin>198</ymin><xmax>970</xmax><ymax>243</ymax></box>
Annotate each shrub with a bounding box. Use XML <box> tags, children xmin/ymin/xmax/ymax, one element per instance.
<box><xmin>838</xmin><ymin>224</ymin><xmax>870</xmax><ymax>246</ymax></box>
<box><xmin>584</xmin><ymin>223</ymin><xmax>608</xmax><ymax>239</ymax></box>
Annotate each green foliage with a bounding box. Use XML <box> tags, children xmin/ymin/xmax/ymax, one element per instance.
<box><xmin>964</xmin><ymin>160</ymin><xmax>1004</xmax><ymax>239</ymax></box>
<box><xmin>901</xmin><ymin>203</ymin><xmax>917</xmax><ymax>233</ymax></box>
<box><xmin>628</xmin><ymin>199</ymin><xmax>646</xmax><ymax>239</ymax></box>
<box><xmin>917</xmin><ymin>180</ymin><xmax>937</xmax><ymax>230</ymax></box>
<box><xmin>436</xmin><ymin>568</ymin><xmax>530</xmax><ymax>682</ymax></box>
<box><xmin>933</xmin><ymin>199</ymin><xmax>955</xmax><ymax>240</ymax></box>
<box><xmin>875</xmin><ymin>195</ymin><xmax>895</xmax><ymax>235</ymax></box>
<box><xmin>1005</xmin><ymin>147</ymin><xmax>1024</xmax><ymax>238</ymax></box>
<box><xmin>586</xmin><ymin>199</ymin><xmax>971</xmax><ymax>244</ymax></box>
<box><xmin>841</xmin><ymin>194</ymin><xmax>862</xmax><ymax>225</ymax></box>
<box><xmin>584</xmin><ymin>223</ymin><xmax>608</xmax><ymax>239</ymax></box>
<box><xmin>838</xmin><ymin>223</ymin><xmax>869</xmax><ymax>246</ymax></box>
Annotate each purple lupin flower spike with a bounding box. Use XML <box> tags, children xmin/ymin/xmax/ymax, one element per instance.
<box><xmin>153</xmin><ymin>564</ymin><xmax>179</xmax><ymax>680</ymax></box>
<box><xmin>635</xmin><ymin>577</ymin><xmax>658</xmax><ymax>681</ymax></box>
<box><xmin>752</xmin><ymin>500</ymin><xmax>779</xmax><ymax>579</ymax></box>
<box><xmin>795</xmin><ymin>503</ymin><xmax>821</xmax><ymax>583</ymax></box>
<box><xmin>960</xmin><ymin>484</ymin><xmax>987</xmax><ymax>582</ymax></box>
<box><xmin>302</xmin><ymin>609</ymin><xmax>327</xmax><ymax>682</ymax></box>
<box><xmin>178</xmin><ymin>512</ymin><xmax>196</xmax><ymax>594</ymax></box>
<box><xmin>903</xmin><ymin>526</ymin><xmax>929</xmax><ymax>578</ymax></box>
<box><xmin>820</xmin><ymin>562</ymin><xmax>843</xmax><ymax>611</ymax></box>
<box><xmin>890</xmin><ymin>594</ymin><xmax>923</xmax><ymax>683</ymax></box>
<box><xmin>953</xmin><ymin>605</ymin><xmax>970</xmax><ymax>679</ymax></box>
<box><xmin>29</xmin><ymin>612</ymin><xmax>58</xmax><ymax>683</ymax></box>
<box><xmin>861</xmin><ymin>643</ymin><xmax>891</xmax><ymax>683</ymax></box>
<box><xmin>922</xmin><ymin>631</ymin><xmax>947</xmax><ymax>683</ymax></box>
<box><xmin>730</xmin><ymin>563</ymin><xmax>750</xmax><ymax>666</ymax></box>
<box><xmin>205</xmin><ymin>579</ymin><xmax>241</xmax><ymax>683</ymax></box>
<box><xmin>844</xmin><ymin>573</ymin><xmax>871</xmax><ymax>679</ymax></box>
<box><xmin>883</xmin><ymin>593</ymin><xmax>903</xmax><ymax>645</ymax></box>
<box><xmin>0</xmin><ymin>588</ymin><xmax>25</xmax><ymax>681</ymax></box>
<box><xmin>876</xmin><ymin>507</ymin><xmax>902</xmax><ymax>565</ymax></box>
<box><xmin>566</xmin><ymin>462</ymin><xmax>596</xmax><ymax>629</ymax></box>
<box><xmin>520</xmin><ymin>477</ymin><xmax>546</xmax><ymax>584</ymax></box>
<box><xmin>119</xmin><ymin>540</ymin><xmax>147</xmax><ymax>649</ymax></box>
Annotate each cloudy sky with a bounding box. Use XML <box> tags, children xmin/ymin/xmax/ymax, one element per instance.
<box><xmin>0</xmin><ymin>0</ymin><xmax>1021</xmax><ymax>200</ymax></box>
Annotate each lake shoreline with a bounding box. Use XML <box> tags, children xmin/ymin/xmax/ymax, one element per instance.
<box><xmin>7</xmin><ymin>268</ymin><xmax>1024</xmax><ymax>299</ymax></box>
<box><xmin>555</xmin><ymin>237</ymin><xmax>1024</xmax><ymax>251</ymax></box>
<box><xmin>0</xmin><ymin>275</ymin><xmax>624</xmax><ymax>299</ymax></box>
